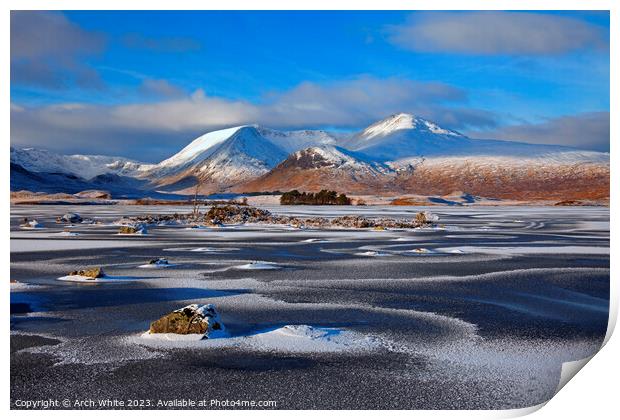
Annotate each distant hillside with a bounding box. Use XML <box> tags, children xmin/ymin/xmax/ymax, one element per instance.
<box><xmin>11</xmin><ymin>113</ymin><xmax>610</xmax><ymax>202</ymax></box>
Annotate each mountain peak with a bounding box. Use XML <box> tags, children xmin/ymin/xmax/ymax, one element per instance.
<box><xmin>357</xmin><ymin>113</ymin><xmax>463</xmax><ymax>143</ymax></box>
<box><xmin>360</xmin><ymin>113</ymin><xmax>416</xmax><ymax>140</ymax></box>
<box><xmin>155</xmin><ymin>125</ymin><xmax>251</xmax><ymax>170</ymax></box>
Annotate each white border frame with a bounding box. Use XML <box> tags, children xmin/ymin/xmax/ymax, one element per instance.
<box><xmin>3</xmin><ymin>2</ymin><xmax>616</xmax><ymax>419</ymax></box>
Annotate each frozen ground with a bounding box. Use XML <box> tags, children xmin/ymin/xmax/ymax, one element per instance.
<box><xmin>10</xmin><ymin>204</ymin><xmax>609</xmax><ymax>409</ymax></box>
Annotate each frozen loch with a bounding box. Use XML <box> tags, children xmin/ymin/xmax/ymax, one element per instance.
<box><xmin>10</xmin><ymin>204</ymin><xmax>609</xmax><ymax>409</ymax></box>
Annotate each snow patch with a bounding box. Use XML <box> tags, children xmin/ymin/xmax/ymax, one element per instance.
<box><xmin>10</xmin><ymin>281</ymin><xmax>43</xmax><ymax>290</ymax></box>
<box><xmin>301</xmin><ymin>238</ymin><xmax>329</xmax><ymax>243</ymax></box>
<box><xmin>403</xmin><ymin>248</ymin><xmax>434</xmax><ymax>254</ymax></box>
<box><xmin>134</xmin><ymin>324</ymin><xmax>383</xmax><ymax>354</ymax></box>
<box><xmin>435</xmin><ymin>245</ymin><xmax>609</xmax><ymax>255</ymax></box>
<box><xmin>233</xmin><ymin>261</ymin><xmax>282</xmax><ymax>270</ymax></box>
<box><xmin>56</xmin><ymin>231</ymin><xmax>80</xmax><ymax>236</ymax></box>
<box><xmin>57</xmin><ymin>275</ymin><xmax>141</xmax><ymax>283</ymax></box>
<box><xmin>246</xmin><ymin>325</ymin><xmax>382</xmax><ymax>353</ymax></box>
<box><xmin>163</xmin><ymin>246</ymin><xmax>238</xmax><ymax>253</ymax></box>
<box><xmin>138</xmin><ymin>262</ymin><xmax>177</xmax><ymax>269</ymax></box>
<box><xmin>355</xmin><ymin>250</ymin><xmax>392</xmax><ymax>257</ymax></box>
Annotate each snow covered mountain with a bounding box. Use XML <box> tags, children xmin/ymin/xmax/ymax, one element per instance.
<box><xmin>142</xmin><ymin>125</ymin><xmax>289</xmax><ymax>193</ymax></box>
<box><xmin>236</xmin><ymin>113</ymin><xmax>610</xmax><ymax>200</ymax></box>
<box><xmin>10</xmin><ymin>113</ymin><xmax>610</xmax><ymax>201</ymax></box>
<box><xmin>10</xmin><ymin>146</ymin><xmax>151</xmax><ymax>179</ymax></box>
<box><xmin>344</xmin><ymin>113</ymin><xmax>609</xmax><ymax>165</ymax></box>
<box><xmin>343</xmin><ymin>113</ymin><xmax>467</xmax><ymax>161</ymax></box>
<box><xmin>142</xmin><ymin>125</ymin><xmax>345</xmax><ymax>194</ymax></box>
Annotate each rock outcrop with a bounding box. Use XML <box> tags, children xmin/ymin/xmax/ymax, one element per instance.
<box><xmin>117</xmin><ymin>205</ymin><xmax>439</xmax><ymax>230</ymax></box>
<box><xmin>415</xmin><ymin>211</ymin><xmax>438</xmax><ymax>226</ymax></box>
<box><xmin>19</xmin><ymin>218</ymin><xmax>43</xmax><ymax>229</ymax></box>
<box><xmin>149</xmin><ymin>304</ymin><xmax>224</xmax><ymax>338</ymax></box>
<box><xmin>118</xmin><ymin>224</ymin><xmax>147</xmax><ymax>234</ymax></box>
<box><xmin>57</xmin><ymin>212</ymin><xmax>82</xmax><ymax>223</ymax></box>
<box><xmin>206</xmin><ymin>205</ymin><xmax>271</xmax><ymax>225</ymax></box>
<box><xmin>68</xmin><ymin>267</ymin><xmax>105</xmax><ymax>279</ymax></box>
<box><xmin>148</xmin><ymin>257</ymin><xmax>169</xmax><ymax>266</ymax></box>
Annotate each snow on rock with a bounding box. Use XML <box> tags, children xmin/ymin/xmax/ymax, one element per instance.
<box><xmin>58</xmin><ymin>213</ymin><xmax>82</xmax><ymax>223</ymax></box>
<box><xmin>135</xmin><ymin>324</ymin><xmax>384</xmax><ymax>354</ymax></box>
<box><xmin>418</xmin><ymin>211</ymin><xmax>440</xmax><ymax>223</ymax></box>
<box><xmin>19</xmin><ymin>219</ymin><xmax>44</xmax><ymax>229</ymax></box>
<box><xmin>147</xmin><ymin>304</ymin><xmax>226</xmax><ymax>339</ymax></box>
<box><xmin>66</xmin><ymin>267</ymin><xmax>105</xmax><ymax>279</ymax></box>
<box><xmin>138</xmin><ymin>258</ymin><xmax>177</xmax><ymax>269</ymax></box>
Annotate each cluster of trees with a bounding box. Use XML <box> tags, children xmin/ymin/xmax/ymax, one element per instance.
<box><xmin>280</xmin><ymin>189</ymin><xmax>352</xmax><ymax>205</ymax></box>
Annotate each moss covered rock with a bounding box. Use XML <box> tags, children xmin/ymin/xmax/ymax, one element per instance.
<box><xmin>118</xmin><ymin>224</ymin><xmax>147</xmax><ymax>234</ymax></box>
<box><xmin>68</xmin><ymin>267</ymin><xmax>105</xmax><ymax>279</ymax></box>
<box><xmin>149</xmin><ymin>304</ymin><xmax>224</xmax><ymax>338</ymax></box>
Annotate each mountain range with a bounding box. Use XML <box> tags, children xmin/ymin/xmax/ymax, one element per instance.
<box><xmin>10</xmin><ymin>113</ymin><xmax>610</xmax><ymax>202</ymax></box>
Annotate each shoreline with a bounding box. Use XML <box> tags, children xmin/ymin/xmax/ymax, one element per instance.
<box><xmin>9</xmin><ymin>198</ymin><xmax>610</xmax><ymax>207</ymax></box>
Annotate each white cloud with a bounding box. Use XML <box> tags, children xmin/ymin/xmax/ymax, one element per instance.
<box><xmin>10</xmin><ymin>77</ymin><xmax>498</xmax><ymax>161</ymax></box>
<box><xmin>387</xmin><ymin>12</ymin><xmax>608</xmax><ymax>55</ymax></box>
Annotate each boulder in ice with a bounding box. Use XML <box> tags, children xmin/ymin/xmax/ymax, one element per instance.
<box><xmin>149</xmin><ymin>304</ymin><xmax>225</xmax><ymax>338</ymax></box>
<box><xmin>58</xmin><ymin>213</ymin><xmax>82</xmax><ymax>223</ymax></box>
<box><xmin>68</xmin><ymin>267</ymin><xmax>105</xmax><ymax>279</ymax></box>
<box><xmin>118</xmin><ymin>224</ymin><xmax>147</xmax><ymax>235</ymax></box>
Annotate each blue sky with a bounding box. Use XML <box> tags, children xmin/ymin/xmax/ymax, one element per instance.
<box><xmin>10</xmin><ymin>10</ymin><xmax>610</xmax><ymax>161</ymax></box>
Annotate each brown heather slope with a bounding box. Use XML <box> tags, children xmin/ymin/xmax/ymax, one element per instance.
<box><xmin>234</xmin><ymin>157</ymin><xmax>609</xmax><ymax>201</ymax></box>
<box><xmin>392</xmin><ymin>159</ymin><xmax>609</xmax><ymax>201</ymax></box>
<box><xmin>236</xmin><ymin>166</ymin><xmax>395</xmax><ymax>195</ymax></box>
<box><xmin>233</xmin><ymin>147</ymin><xmax>397</xmax><ymax>195</ymax></box>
